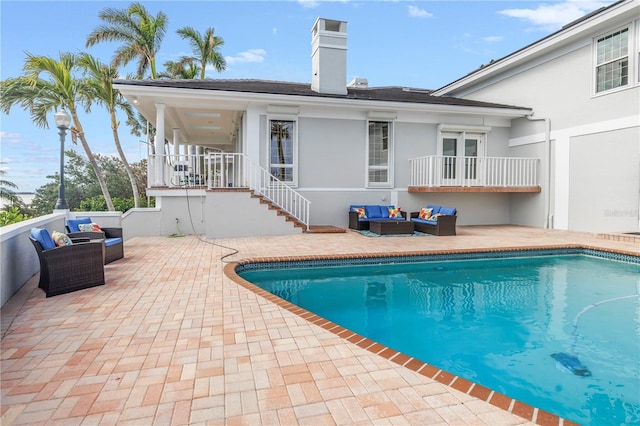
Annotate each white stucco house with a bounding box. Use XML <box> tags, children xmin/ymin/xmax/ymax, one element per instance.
<box><xmin>114</xmin><ymin>0</ymin><xmax>639</xmax><ymax>238</ymax></box>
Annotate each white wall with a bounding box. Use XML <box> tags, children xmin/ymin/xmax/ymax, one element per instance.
<box><xmin>568</xmin><ymin>127</ymin><xmax>639</xmax><ymax>232</ymax></box>
<box><xmin>0</xmin><ymin>213</ymin><xmax>66</xmax><ymax>307</ymax></box>
<box><xmin>205</xmin><ymin>192</ymin><xmax>300</xmax><ymax>238</ymax></box>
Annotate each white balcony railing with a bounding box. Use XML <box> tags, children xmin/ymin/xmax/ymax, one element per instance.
<box><xmin>148</xmin><ymin>153</ymin><xmax>310</xmax><ymax>229</ymax></box>
<box><xmin>409</xmin><ymin>156</ymin><xmax>540</xmax><ymax>188</ymax></box>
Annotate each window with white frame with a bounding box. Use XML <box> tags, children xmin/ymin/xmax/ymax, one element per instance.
<box><xmin>269</xmin><ymin>119</ymin><xmax>296</xmax><ymax>184</ymax></box>
<box><xmin>367</xmin><ymin>121</ymin><xmax>392</xmax><ymax>186</ymax></box>
<box><xmin>595</xmin><ymin>27</ymin><xmax>630</xmax><ymax>93</ymax></box>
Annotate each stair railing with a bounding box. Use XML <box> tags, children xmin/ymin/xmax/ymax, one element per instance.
<box><xmin>207</xmin><ymin>153</ymin><xmax>311</xmax><ymax>230</ymax></box>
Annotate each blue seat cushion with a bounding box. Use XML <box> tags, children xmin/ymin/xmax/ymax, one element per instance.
<box><xmin>31</xmin><ymin>227</ymin><xmax>56</xmax><ymax>250</ymax></box>
<box><xmin>105</xmin><ymin>238</ymin><xmax>122</xmax><ymax>247</ymax></box>
<box><xmin>67</xmin><ymin>217</ymin><xmax>92</xmax><ymax>232</ymax></box>
<box><xmin>364</xmin><ymin>205</ymin><xmax>392</xmax><ymax>219</ymax></box>
<box><xmin>439</xmin><ymin>207</ymin><xmax>457</xmax><ymax>216</ymax></box>
<box><xmin>412</xmin><ymin>218</ymin><xmax>438</xmax><ymax>225</ymax></box>
<box><xmin>426</xmin><ymin>205</ymin><xmax>457</xmax><ymax>216</ymax></box>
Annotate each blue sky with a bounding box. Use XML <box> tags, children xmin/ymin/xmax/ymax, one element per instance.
<box><xmin>1</xmin><ymin>0</ymin><xmax>611</xmax><ymax>193</ymax></box>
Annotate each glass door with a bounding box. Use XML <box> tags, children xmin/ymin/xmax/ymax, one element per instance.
<box><xmin>440</xmin><ymin>132</ymin><xmax>483</xmax><ymax>186</ymax></box>
<box><xmin>463</xmin><ymin>136</ymin><xmax>480</xmax><ymax>185</ymax></box>
<box><xmin>442</xmin><ymin>137</ymin><xmax>458</xmax><ymax>185</ymax></box>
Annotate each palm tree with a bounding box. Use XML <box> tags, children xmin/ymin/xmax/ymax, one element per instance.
<box><xmin>159</xmin><ymin>58</ymin><xmax>200</xmax><ymax>79</ymax></box>
<box><xmin>0</xmin><ymin>166</ymin><xmax>19</xmax><ymax>205</ymax></box>
<box><xmin>78</xmin><ymin>53</ymin><xmax>140</xmax><ymax>208</ymax></box>
<box><xmin>0</xmin><ymin>52</ymin><xmax>116</xmax><ymax>211</ymax></box>
<box><xmin>86</xmin><ymin>2</ymin><xmax>168</xmax><ymax>79</ymax></box>
<box><xmin>176</xmin><ymin>26</ymin><xmax>226</xmax><ymax>79</ymax></box>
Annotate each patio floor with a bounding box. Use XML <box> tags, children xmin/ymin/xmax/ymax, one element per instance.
<box><xmin>2</xmin><ymin>225</ymin><xmax>638</xmax><ymax>425</ymax></box>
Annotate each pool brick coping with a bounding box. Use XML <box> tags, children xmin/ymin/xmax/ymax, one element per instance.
<box><xmin>225</xmin><ymin>245</ymin><xmax>639</xmax><ymax>426</ymax></box>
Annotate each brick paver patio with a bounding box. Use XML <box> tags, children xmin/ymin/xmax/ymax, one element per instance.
<box><xmin>2</xmin><ymin>225</ymin><xmax>638</xmax><ymax>425</ymax></box>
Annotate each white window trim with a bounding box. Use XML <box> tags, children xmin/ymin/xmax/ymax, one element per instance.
<box><xmin>366</xmin><ymin>120</ymin><xmax>394</xmax><ymax>188</ymax></box>
<box><xmin>436</xmin><ymin>124</ymin><xmax>489</xmax><ymax>157</ymax></box>
<box><xmin>266</xmin><ymin>114</ymin><xmax>298</xmax><ymax>187</ymax></box>
<box><xmin>591</xmin><ymin>22</ymin><xmax>638</xmax><ymax>97</ymax></box>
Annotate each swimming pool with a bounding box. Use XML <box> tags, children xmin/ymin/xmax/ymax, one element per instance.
<box><xmin>237</xmin><ymin>249</ymin><xmax>640</xmax><ymax>425</ymax></box>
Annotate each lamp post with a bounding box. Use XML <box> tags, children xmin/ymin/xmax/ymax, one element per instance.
<box><xmin>54</xmin><ymin>109</ymin><xmax>71</xmax><ymax>210</ymax></box>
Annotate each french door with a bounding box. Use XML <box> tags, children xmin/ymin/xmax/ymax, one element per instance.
<box><xmin>441</xmin><ymin>132</ymin><xmax>483</xmax><ymax>185</ymax></box>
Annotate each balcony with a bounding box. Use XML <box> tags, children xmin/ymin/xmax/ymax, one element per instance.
<box><xmin>409</xmin><ymin>156</ymin><xmax>541</xmax><ymax>193</ymax></box>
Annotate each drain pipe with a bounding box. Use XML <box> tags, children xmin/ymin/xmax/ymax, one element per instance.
<box><xmin>526</xmin><ymin>113</ymin><xmax>552</xmax><ymax>228</ymax></box>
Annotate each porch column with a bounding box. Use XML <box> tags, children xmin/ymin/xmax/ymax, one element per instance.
<box><xmin>154</xmin><ymin>103</ymin><xmax>166</xmax><ymax>186</ymax></box>
<box><xmin>172</xmin><ymin>128</ymin><xmax>180</xmax><ymax>158</ymax></box>
<box><xmin>245</xmin><ymin>105</ymin><xmax>261</xmax><ymax>165</ymax></box>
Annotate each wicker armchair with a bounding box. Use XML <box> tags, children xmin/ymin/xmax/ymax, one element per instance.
<box><xmin>29</xmin><ymin>228</ymin><xmax>105</xmax><ymax>297</ymax></box>
<box><xmin>66</xmin><ymin>217</ymin><xmax>124</xmax><ymax>264</ymax></box>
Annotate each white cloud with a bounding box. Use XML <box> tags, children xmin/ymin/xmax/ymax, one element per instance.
<box><xmin>225</xmin><ymin>49</ymin><xmax>267</xmax><ymax>65</ymax></box>
<box><xmin>483</xmin><ymin>35</ymin><xmax>503</xmax><ymax>43</ymax></box>
<box><xmin>296</xmin><ymin>0</ymin><xmax>351</xmax><ymax>7</ymax></box>
<box><xmin>297</xmin><ymin>0</ymin><xmax>319</xmax><ymax>8</ymax></box>
<box><xmin>408</xmin><ymin>5</ymin><xmax>433</xmax><ymax>18</ymax></box>
<box><xmin>499</xmin><ymin>1</ymin><xmax>611</xmax><ymax>31</ymax></box>
<box><xmin>0</xmin><ymin>131</ymin><xmax>25</xmax><ymax>145</ymax></box>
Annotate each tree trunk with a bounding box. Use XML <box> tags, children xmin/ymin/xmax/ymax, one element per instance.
<box><xmin>71</xmin><ymin>110</ymin><xmax>115</xmax><ymax>211</ymax></box>
<box><xmin>110</xmin><ymin>111</ymin><xmax>140</xmax><ymax>208</ymax></box>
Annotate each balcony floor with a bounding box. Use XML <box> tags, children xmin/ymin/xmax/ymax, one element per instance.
<box><xmin>2</xmin><ymin>226</ymin><xmax>638</xmax><ymax>425</ymax></box>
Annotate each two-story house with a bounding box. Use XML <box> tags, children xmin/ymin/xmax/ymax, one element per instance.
<box><xmin>114</xmin><ymin>0</ymin><xmax>638</xmax><ymax>238</ymax></box>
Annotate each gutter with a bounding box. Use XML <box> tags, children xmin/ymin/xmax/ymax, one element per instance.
<box><xmin>527</xmin><ymin>114</ymin><xmax>552</xmax><ymax>228</ymax></box>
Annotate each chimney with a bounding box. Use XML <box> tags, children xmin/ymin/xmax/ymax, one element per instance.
<box><xmin>311</xmin><ymin>18</ymin><xmax>347</xmax><ymax>95</ymax></box>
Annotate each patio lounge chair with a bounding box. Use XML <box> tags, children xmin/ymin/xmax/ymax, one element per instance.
<box><xmin>66</xmin><ymin>217</ymin><xmax>124</xmax><ymax>264</ymax></box>
<box><xmin>29</xmin><ymin>228</ymin><xmax>105</xmax><ymax>297</ymax></box>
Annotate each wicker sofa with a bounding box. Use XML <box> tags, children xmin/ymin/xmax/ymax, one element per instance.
<box><xmin>29</xmin><ymin>228</ymin><xmax>105</xmax><ymax>297</ymax></box>
<box><xmin>410</xmin><ymin>205</ymin><xmax>458</xmax><ymax>236</ymax></box>
<box><xmin>66</xmin><ymin>217</ymin><xmax>124</xmax><ymax>264</ymax></box>
<box><xmin>348</xmin><ymin>205</ymin><xmax>407</xmax><ymax>231</ymax></box>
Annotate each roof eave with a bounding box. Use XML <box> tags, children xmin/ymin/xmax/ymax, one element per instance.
<box><xmin>113</xmin><ymin>82</ymin><xmax>532</xmax><ymax>119</ymax></box>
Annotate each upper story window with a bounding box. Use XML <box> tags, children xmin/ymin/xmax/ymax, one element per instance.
<box><xmin>269</xmin><ymin>119</ymin><xmax>296</xmax><ymax>184</ymax></box>
<box><xmin>595</xmin><ymin>27</ymin><xmax>629</xmax><ymax>93</ymax></box>
<box><xmin>367</xmin><ymin>121</ymin><xmax>393</xmax><ymax>187</ymax></box>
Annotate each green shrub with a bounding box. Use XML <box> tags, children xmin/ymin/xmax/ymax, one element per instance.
<box><xmin>0</xmin><ymin>206</ymin><xmax>31</xmax><ymax>226</ymax></box>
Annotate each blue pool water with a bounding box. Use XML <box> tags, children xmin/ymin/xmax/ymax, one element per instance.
<box><xmin>239</xmin><ymin>253</ymin><xmax>640</xmax><ymax>425</ymax></box>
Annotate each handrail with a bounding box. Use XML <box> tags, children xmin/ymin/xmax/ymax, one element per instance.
<box><xmin>409</xmin><ymin>155</ymin><xmax>539</xmax><ymax>187</ymax></box>
<box><xmin>147</xmin><ymin>152</ymin><xmax>311</xmax><ymax>229</ymax></box>
<box><xmin>208</xmin><ymin>153</ymin><xmax>311</xmax><ymax>230</ymax></box>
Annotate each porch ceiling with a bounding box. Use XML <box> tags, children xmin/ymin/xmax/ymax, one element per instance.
<box><xmin>118</xmin><ymin>89</ymin><xmax>243</xmax><ymax>150</ymax></box>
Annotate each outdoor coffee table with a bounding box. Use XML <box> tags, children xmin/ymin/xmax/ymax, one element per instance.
<box><xmin>369</xmin><ymin>220</ymin><xmax>415</xmax><ymax>235</ymax></box>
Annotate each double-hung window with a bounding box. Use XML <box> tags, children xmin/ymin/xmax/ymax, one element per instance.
<box><xmin>269</xmin><ymin>119</ymin><xmax>296</xmax><ymax>184</ymax></box>
<box><xmin>367</xmin><ymin>121</ymin><xmax>393</xmax><ymax>187</ymax></box>
<box><xmin>595</xmin><ymin>27</ymin><xmax>630</xmax><ymax>93</ymax></box>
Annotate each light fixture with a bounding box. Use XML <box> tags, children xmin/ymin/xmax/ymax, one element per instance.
<box><xmin>132</xmin><ymin>97</ymin><xmax>139</xmax><ymax>105</ymax></box>
<box><xmin>192</xmin><ymin>125</ymin><xmax>221</xmax><ymax>130</ymax></box>
<box><xmin>54</xmin><ymin>109</ymin><xmax>71</xmax><ymax>129</ymax></box>
<box><xmin>184</xmin><ymin>112</ymin><xmax>220</xmax><ymax>118</ymax></box>
<box><xmin>54</xmin><ymin>108</ymin><xmax>71</xmax><ymax>210</ymax></box>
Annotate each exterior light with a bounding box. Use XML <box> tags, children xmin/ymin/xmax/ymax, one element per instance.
<box><xmin>54</xmin><ymin>108</ymin><xmax>71</xmax><ymax>210</ymax></box>
<box><xmin>54</xmin><ymin>109</ymin><xmax>71</xmax><ymax>129</ymax></box>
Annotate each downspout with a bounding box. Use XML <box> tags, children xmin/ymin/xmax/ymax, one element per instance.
<box><xmin>526</xmin><ymin>113</ymin><xmax>552</xmax><ymax>228</ymax></box>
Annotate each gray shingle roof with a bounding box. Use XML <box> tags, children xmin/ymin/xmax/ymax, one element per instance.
<box><xmin>113</xmin><ymin>78</ymin><xmax>530</xmax><ymax>111</ymax></box>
